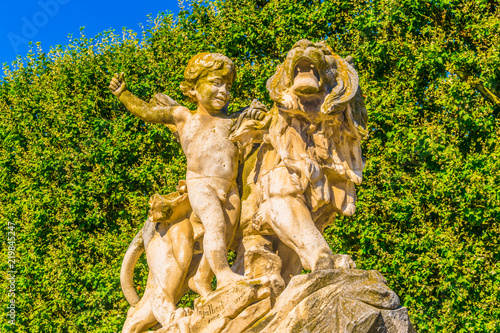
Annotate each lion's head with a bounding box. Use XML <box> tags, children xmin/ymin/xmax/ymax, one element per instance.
<box><xmin>266</xmin><ymin>39</ymin><xmax>361</xmax><ymax>118</ymax></box>
<box><xmin>232</xmin><ymin>40</ymin><xmax>367</xmax><ymax>218</ymax></box>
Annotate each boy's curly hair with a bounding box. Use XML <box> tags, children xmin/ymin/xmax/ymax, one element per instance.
<box><xmin>180</xmin><ymin>53</ymin><xmax>236</xmax><ymax>102</ymax></box>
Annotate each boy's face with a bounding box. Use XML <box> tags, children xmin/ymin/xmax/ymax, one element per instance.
<box><xmin>194</xmin><ymin>69</ymin><xmax>232</xmax><ymax>113</ymax></box>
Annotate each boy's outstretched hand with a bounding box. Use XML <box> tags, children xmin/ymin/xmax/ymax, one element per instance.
<box><xmin>109</xmin><ymin>72</ymin><xmax>127</xmax><ymax>97</ymax></box>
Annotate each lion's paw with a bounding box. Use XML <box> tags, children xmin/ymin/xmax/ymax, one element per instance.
<box><xmin>164</xmin><ymin>308</ymin><xmax>190</xmax><ymax>326</ymax></box>
<box><xmin>332</xmin><ymin>254</ymin><xmax>357</xmax><ymax>269</ymax></box>
<box><xmin>174</xmin><ymin>307</ymin><xmax>193</xmax><ymax>320</ymax></box>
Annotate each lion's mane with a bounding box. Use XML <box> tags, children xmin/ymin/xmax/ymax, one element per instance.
<box><xmin>259</xmin><ymin>40</ymin><xmax>367</xmax><ymax>218</ymax></box>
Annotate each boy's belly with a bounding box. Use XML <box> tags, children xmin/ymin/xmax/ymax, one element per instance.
<box><xmin>185</xmin><ymin>153</ymin><xmax>238</xmax><ymax>182</ymax></box>
<box><xmin>184</xmin><ymin>140</ymin><xmax>239</xmax><ymax>181</ymax></box>
<box><xmin>181</xmin><ymin>116</ymin><xmax>239</xmax><ymax>181</ymax></box>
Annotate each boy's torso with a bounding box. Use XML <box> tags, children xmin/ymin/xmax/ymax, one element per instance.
<box><xmin>179</xmin><ymin>112</ymin><xmax>239</xmax><ymax>182</ymax></box>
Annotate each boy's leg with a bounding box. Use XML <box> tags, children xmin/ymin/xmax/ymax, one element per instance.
<box><xmin>188</xmin><ymin>255</ymin><xmax>213</xmax><ymax>297</ymax></box>
<box><xmin>222</xmin><ymin>185</ymin><xmax>241</xmax><ymax>248</ymax></box>
<box><xmin>188</xmin><ymin>185</ymin><xmax>241</xmax><ymax>296</ymax></box>
<box><xmin>186</xmin><ymin>179</ymin><xmax>245</xmax><ymax>291</ymax></box>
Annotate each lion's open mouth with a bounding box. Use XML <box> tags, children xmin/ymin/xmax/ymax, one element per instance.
<box><xmin>292</xmin><ymin>58</ymin><xmax>321</xmax><ymax>95</ymax></box>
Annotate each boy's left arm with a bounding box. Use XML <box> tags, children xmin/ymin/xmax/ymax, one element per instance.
<box><xmin>231</xmin><ymin>99</ymin><xmax>268</xmax><ymax>132</ymax></box>
<box><xmin>229</xmin><ymin>100</ymin><xmax>272</xmax><ymax>148</ymax></box>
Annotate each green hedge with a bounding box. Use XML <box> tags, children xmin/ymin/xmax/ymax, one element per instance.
<box><xmin>1</xmin><ymin>0</ymin><xmax>499</xmax><ymax>332</ymax></box>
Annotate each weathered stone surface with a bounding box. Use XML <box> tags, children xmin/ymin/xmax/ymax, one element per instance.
<box><xmin>242</xmin><ymin>236</ymin><xmax>286</xmax><ymax>300</ymax></box>
<box><xmin>221</xmin><ymin>298</ymin><xmax>272</xmax><ymax>333</ymax></box>
<box><xmin>245</xmin><ymin>269</ymin><xmax>414</xmax><ymax>333</ymax></box>
<box><xmin>189</xmin><ymin>277</ymin><xmax>271</xmax><ymax>333</ymax></box>
<box><xmin>155</xmin><ymin>278</ymin><xmax>271</xmax><ymax>333</ymax></box>
<box><xmin>156</xmin><ymin>269</ymin><xmax>414</xmax><ymax>333</ymax></box>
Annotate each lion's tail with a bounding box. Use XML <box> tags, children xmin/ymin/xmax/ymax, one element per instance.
<box><xmin>120</xmin><ymin>227</ymin><xmax>145</xmax><ymax>306</ymax></box>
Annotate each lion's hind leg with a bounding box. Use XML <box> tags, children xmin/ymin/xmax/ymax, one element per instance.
<box><xmin>275</xmin><ymin>241</ymin><xmax>302</xmax><ymax>285</ymax></box>
<box><xmin>267</xmin><ymin>168</ymin><xmax>335</xmax><ymax>272</ymax></box>
<box><xmin>122</xmin><ymin>283</ymin><xmax>157</xmax><ymax>333</ymax></box>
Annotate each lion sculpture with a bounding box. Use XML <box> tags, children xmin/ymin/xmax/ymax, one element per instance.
<box><xmin>231</xmin><ymin>39</ymin><xmax>367</xmax><ymax>285</ymax></box>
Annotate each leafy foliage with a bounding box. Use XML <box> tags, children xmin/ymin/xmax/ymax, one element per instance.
<box><xmin>1</xmin><ymin>0</ymin><xmax>499</xmax><ymax>332</ymax></box>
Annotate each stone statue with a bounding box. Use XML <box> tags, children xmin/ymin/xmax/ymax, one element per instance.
<box><xmin>109</xmin><ymin>40</ymin><xmax>416</xmax><ymax>333</ymax></box>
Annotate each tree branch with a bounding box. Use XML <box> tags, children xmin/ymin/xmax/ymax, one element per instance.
<box><xmin>453</xmin><ymin>69</ymin><xmax>500</xmax><ymax>105</ymax></box>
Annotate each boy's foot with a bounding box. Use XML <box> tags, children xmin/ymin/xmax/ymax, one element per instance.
<box><xmin>215</xmin><ymin>271</ymin><xmax>248</xmax><ymax>290</ymax></box>
<box><xmin>188</xmin><ymin>274</ymin><xmax>212</xmax><ymax>297</ymax></box>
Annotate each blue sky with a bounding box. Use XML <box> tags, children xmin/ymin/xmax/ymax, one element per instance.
<box><xmin>1</xmin><ymin>1</ymin><xmax>181</xmax><ymax>67</ymax></box>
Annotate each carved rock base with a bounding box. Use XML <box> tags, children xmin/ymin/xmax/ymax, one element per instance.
<box><xmin>157</xmin><ymin>277</ymin><xmax>271</xmax><ymax>333</ymax></box>
<box><xmin>156</xmin><ymin>269</ymin><xmax>415</xmax><ymax>333</ymax></box>
<box><xmin>246</xmin><ymin>269</ymin><xmax>416</xmax><ymax>333</ymax></box>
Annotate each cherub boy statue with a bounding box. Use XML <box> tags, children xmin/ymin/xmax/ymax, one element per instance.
<box><xmin>109</xmin><ymin>53</ymin><xmax>264</xmax><ymax>296</ymax></box>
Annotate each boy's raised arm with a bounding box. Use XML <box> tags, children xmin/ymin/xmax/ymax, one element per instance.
<box><xmin>109</xmin><ymin>73</ymin><xmax>180</xmax><ymax>125</ymax></box>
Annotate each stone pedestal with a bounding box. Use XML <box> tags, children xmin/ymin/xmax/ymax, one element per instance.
<box><xmin>156</xmin><ymin>269</ymin><xmax>415</xmax><ymax>333</ymax></box>
<box><xmin>157</xmin><ymin>278</ymin><xmax>272</xmax><ymax>333</ymax></box>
